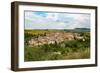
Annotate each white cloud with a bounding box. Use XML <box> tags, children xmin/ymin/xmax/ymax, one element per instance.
<box><xmin>25</xmin><ymin>11</ymin><xmax>90</xmax><ymax>29</ymax></box>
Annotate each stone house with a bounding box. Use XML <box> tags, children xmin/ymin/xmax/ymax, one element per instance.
<box><xmin>28</xmin><ymin>32</ymin><xmax>84</xmax><ymax>46</ymax></box>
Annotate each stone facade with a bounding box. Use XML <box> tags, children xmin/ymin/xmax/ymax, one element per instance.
<box><xmin>28</xmin><ymin>32</ymin><xmax>84</xmax><ymax>46</ymax></box>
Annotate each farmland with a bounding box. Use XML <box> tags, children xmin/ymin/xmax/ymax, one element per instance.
<box><xmin>24</xmin><ymin>29</ymin><xmax>90</xmax><ymax>61</ymax></box>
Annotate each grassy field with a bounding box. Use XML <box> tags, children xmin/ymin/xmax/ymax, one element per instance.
<box><xmin>24</xmin><ymin>29</ymin><xmax>63</xmax><ymax>35</ymax></box>
<box><xmin>24</xmin><ymin>29</ymin><xmax>90</xmax><ymax>61</ymax></box>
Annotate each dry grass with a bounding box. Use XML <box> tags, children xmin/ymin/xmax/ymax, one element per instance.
<box><xmin>63</xmin><ymin>48</ymin><xmax>90</xmax><ymax>59</ymax></box>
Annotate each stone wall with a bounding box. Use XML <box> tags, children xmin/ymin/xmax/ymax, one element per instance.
<box><xmin>28</xmin><ymin>32</ymin><xmax>84</xmax><ymax>46</ymax></box>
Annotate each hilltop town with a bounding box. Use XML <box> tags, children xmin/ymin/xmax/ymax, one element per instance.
<box><xmin>28</xmin><ymin>32</ymin><xmax>85</xmax><ymax>46</ymax></box>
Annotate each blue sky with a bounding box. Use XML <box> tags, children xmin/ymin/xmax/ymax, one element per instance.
<box><xmin>25</xmin><ymin>11</ymin><xmax>90</xmax><ymax>29</ymax></box>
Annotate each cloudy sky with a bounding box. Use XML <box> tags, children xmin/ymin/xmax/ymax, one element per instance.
<box><xmin>24</xmin><ymin>11</ymin><xmax>90</xmax><ymax>29</ymax></box>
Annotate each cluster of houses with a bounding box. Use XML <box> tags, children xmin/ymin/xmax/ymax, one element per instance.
<box><xmin>28</xmin><ymin>32</ymin><xmax>85</xmax><ymax>46</ymax></box>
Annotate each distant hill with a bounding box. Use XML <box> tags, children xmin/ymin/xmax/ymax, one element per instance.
<box><xmin>64</xmin><ymin>28</ymin><xmax>90</xmax><ymax>32</ymax></box>
<box><xmin>74</xmin><ymin>28</ymin><xmax>90</xmax><ymax>32</ymax></box>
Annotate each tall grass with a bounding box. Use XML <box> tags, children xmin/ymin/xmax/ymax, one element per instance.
<box><xmin>24</xmin><ymin>39</ymin><xmax>90</xmax><ymax>61</ymax></box>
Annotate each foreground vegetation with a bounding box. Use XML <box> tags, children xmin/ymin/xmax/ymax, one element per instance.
<box><xmin>24</xmin><ymin>30</ymin><xmax>90</xmax><ymax>61</ymax></box>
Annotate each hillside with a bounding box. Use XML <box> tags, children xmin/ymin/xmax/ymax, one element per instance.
<box><xmin>64</xmin><ymin>28</ymin><xmax>90</xmax><ymax>32</ymax></box>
